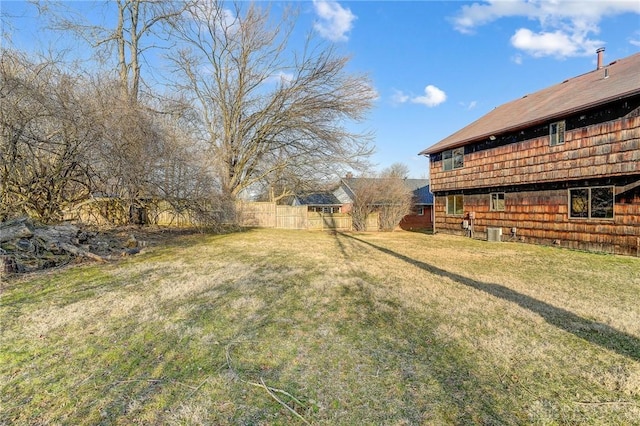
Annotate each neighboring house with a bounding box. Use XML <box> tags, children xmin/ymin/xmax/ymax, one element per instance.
<box><xmin>399</xmin><ymin>180</ymin><xmax>434</xmax><ymax>231</ymax></box>
<box><xmin>338</xmin><ymin>177</ymin><xmax>434</xmax><ymax>230</ymax></box>
<box><xmin>290</xmin><ymin>192</ymin><xmax>343</xmax><ymax>213</ymax></box>
<box><xmin>333</xmin><ymin>178</ymin><xmax>356</xmax><ymax>213</ymax></box>
<box><xmin>419</xmin><ymin>49</ymin><xmax>640</xmax><ymax>256</ymax></box>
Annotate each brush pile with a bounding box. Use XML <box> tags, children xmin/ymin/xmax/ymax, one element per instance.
<box><xmin>0</xmin><ymin>217</ymin><xmax>134</xmax><ymax>274</ymax></box>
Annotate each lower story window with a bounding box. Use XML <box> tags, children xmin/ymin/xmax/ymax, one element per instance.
<box><xmin>569</xmin><ymin>187</ymin><xmax>614</xmax><ymax>219</ymax></box>
<box><xmin>446</xmin><ymin>195</ymin><xmax>464</xmax><ymax>215</ymax></box>
<box><xmin>490</xmin><ymin>193</ymin><xmax>505</xmax><ymax>211</ymax></box>
<box><xmin>417</xmin><ymin>206</ymin><xmax>424</xmax><ymax>216</ymax></box>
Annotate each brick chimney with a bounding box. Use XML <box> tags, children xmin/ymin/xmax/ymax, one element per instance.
<box><xmin>596</xmin><ymin>47</ymin><xmax>605</xmax><ymax>69</ymax></box>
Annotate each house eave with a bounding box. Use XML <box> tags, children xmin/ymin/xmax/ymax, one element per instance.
<box><xmin>419</xmin><ymin>88</ymin><xmax>640</xmax><ymax>157</ymax></box>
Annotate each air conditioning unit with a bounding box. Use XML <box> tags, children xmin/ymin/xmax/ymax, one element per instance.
<box><xmin>487</xmin><ymin>227</ymin><xmax>502</xmax><ymax>242</ymax></box>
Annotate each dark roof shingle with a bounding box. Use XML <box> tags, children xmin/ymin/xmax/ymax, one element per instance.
<box><xmin>295</xmin><ymin>192</ymin><xmax>341</xmax><ymax>206</ymax></box>
<box><xmin>413</xmin><ymin>185</ymin><xmax>433</xmax><ymax>205</ymax></box>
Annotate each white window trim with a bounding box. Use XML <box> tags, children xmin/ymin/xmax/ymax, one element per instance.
<box><xmin>550</xmin><ymin>120</ymin><xmax>566</xmax><ymax>146</ymax></box>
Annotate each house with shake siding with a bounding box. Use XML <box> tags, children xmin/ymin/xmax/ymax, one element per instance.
<box><xmin>419</xmin><ymin>49</ymin><xmax>640</xmax><ymax>256</ymax></box>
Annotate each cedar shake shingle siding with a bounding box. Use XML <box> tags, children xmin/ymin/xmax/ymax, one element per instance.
<box><xmin>430</xmin><ymin>115</ymin><xmax>640</xmax><ymax>192</ymax></box>
<box><xmin>421</xmin><ymin>51</ymin><xmax>640</xmax><ymax>256</ymax></box>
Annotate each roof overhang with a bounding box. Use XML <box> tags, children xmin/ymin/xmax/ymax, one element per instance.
<box><xmin>420</xmin><ymin>89</ymin><xmax>640</xmax><ymax>156</ymax></box>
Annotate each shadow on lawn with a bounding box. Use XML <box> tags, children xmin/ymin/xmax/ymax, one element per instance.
<box><xmin>332</xmin><ymin>234</ymin><xmax>519</xmax><ymax>423</ymax></box>
<box><xmin>339</xmin><ymin>233</ymin><xmax>640</xmax><ymax>363</ymax></box>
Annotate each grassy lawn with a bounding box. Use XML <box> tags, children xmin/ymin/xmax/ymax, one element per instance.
<box><xmin>1</xmin><ymin>228</ymin><xmax>640</xmax><ymax>425</ymax></box>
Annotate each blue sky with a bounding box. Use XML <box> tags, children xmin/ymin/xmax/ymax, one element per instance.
<box><xmin>3</xmin><ymin>1</ymin><xmax>640</xmax><ymax>178</ymax></box>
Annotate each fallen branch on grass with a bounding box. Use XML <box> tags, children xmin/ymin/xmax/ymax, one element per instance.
<box><xmin>225</xmin><ymin>341</ymin><xmax>311</xmax><ymax>425</ymax></box>
<box><xmin>574</xmin><ymin>400</ymin><xmax>640</xmax><ymax>406</ymax></box>
<box><xmin>185</xmin><ymin>376</ymin><xmax>210</xmax><ymax>398</ymax></box>
<box><xmin>109</xmin><ymin>378</ymin><xmax>163</xmax><ymax>386</ymax></box>
<box><xmin>257</xmin><ymin>377</ymin><xmax>311</xmax><ymax>426</ymax></box>
<box><xmin>247</xmin><ymin>380</ymin><xmax>306</xmax><ymax>408</ymax></box>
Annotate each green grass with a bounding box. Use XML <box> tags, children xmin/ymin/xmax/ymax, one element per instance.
<box><xmin>1</xmin><ymin>229</ymin><xmax>639</xmax><ymax>425</ymax></box>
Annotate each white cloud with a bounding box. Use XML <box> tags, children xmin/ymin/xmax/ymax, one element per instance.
<box><xmin>411</xmin><ymin>85</ymin><xmax>447</xmax><ymax>107</ymax></box>
<box><xmin>510</xmin><ymin>28</ymin><xmax>603</xmax><ymax>58</ymax></box>
<box><xmin>189</xmin><ymin>3</ymin><xmax>240</xmax><ymax>36</ymax></box>
<box><xmin>313</xmin><ymin>0</ymin><xmax>356</xmax><ymax>42</ymax></box>
<box><xmin>511</xmin><ymin>53</ymin><xmax>523</xmax><ymax>65</ymax></box>
<box><xmin>460</xmin><ymin>100</ymin><xmax>478</xmax><ymax>110</ymax></box>
<box><xmin>452</xmin><ymin>0</ymin><xmax>537</xmax><ymax>34</ymax></box>
<box><xmin>452</xmin><ymin>0</ymin><xmax>640</xmax><ymax>58</ymax></box>
<box><xmin>391</xmin><ymin>89</ymin><xmax>409</xmax><ymax>105</ymax></box>
<box><xmin>365</xmin><ymin>84</ymin><xmax>381</xmax><ymax>102</ymax></box>
<box><xmin>272</xmin><ymin>71</ymin><xmax>295</xmax><ymax>84</ymax></box>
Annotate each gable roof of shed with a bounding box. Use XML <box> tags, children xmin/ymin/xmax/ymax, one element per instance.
<box><xmin>420</xmin><ymin>52</ymin><xmax>640</xmax><ymax>156</ymax></box>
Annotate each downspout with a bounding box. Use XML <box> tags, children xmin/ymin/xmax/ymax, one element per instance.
<box><xmin>432</xmin><ymin>195</ymin><xmax>436</xmax><ymax>234</ymax></box>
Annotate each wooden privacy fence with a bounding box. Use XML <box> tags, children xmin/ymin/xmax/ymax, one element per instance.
<box><xmin>237</xmin><ymin>202</ymin><xmax>378</xmax><ymax>231</ymax></box>
<box><xmin>63</xmin><ymin>198</ymin><xmax>219</xmax><ymax>227</ymax></box>
<box><xmin>63</xmin><ymin>198</ymin><xmax>379</xmax><ymax>231</ymax></box>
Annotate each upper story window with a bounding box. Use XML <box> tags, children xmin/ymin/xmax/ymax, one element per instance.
<box><xmin>569</xmin><ymin>187</ymin><xmax>614</xmax><ymax>219</ymax></box>
<box><xmin>443</xmin><ymin>147</ymin><xmax>464</xmax><ymax>171</ymax></box>
<box><xmin>550</xmin><ymin>120</ymin><xmax>565</xmax><ymax>146</ymax></box>
<box><xmin>490</xmin><ymin>193</ymin><xmax>505</xmax><ymax>211</ymax></box>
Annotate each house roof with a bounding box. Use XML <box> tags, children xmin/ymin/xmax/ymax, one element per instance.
<box><xmin>413</xmin><ymin>185</ymin><xmax>434</xmax><ymax>205</ymax></box>
<box><xmin>402</xmin><ymin>178</ymin><xmax>430</xmax><ymax>192</ymax></box>
<box><xmin>342</xmin><ymin>178</ymin><xmax>429</xmax><ymax>190</ymax></box>
<box><xmin>294</xmin><ymin>192</ymin><xmax>342</xmax><ymax>206</ymax></box>
<box><xmin>420</xmin><ymin>52</ymin><xmax>640</xmax><ymax>156</ymax></box>
<box><xmin>341</xmin><ymin>177</ymin><xmax>433</xmax><ymax>205</ymax></box>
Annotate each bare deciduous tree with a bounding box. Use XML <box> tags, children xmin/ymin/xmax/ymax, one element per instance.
<box><xmin>376</xmin><ymin>182</ymin><xmax>413</xmax><ymax>231</ymax></box>
<box><xmin>384</xmin><ymin>162</ymin><xmax>410</xmax><ymax>179</ymax></box>
<box><xmin>349</xmin><ymin>177</ymin><xmax>380</xmax><ymax>232</ymax></box>
<box><xmin>349</xmin><ymin>164</ymin><xmax>413</xmax><ymax>231</ymax></box>
<box><xmin>35</xmin><ymin>0</ymin><xmax>187</xmax><ymax>104</ymax></box>
<box><xmin>90</xmin><ymin>82</ymin><xmax>162</xmax><ymax>208</ymax></box>
<box><xmin>3</xmin><ymin>1</ymin><xmax>376</xmax><ymax>228</ymax></box>
<box><xmin>28</xmin><ymin>1</ymin><xmax>193</xmax><ymax>224</ymax></box>
<box><xmin>170</xmin><ymin>2</ymin><xmax>375</xmax><ymax>201</ymax></box>
<box><xmin>0</xmin><ymin>50</ymin><xmax>100</xmax><ymax>222</ymax></box>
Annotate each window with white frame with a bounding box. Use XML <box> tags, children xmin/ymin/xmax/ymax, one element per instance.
<box><xmin>446</xmin><ymin>195</ymin><xmax>464</xmax><ymax>215</ymax></box>
<box><xmin>442</xmin><ymin>147</ymin><xmax>464</xmax><ymax>171</ymax></box>
<box><xmin>569</xmin><ymin>187</ymin><xmax>614</xmax><ymax>219</ymax></box>
<box><xmin>490</xmin><ymin>193</ymin><xmax>505</xmax><ymax>211</ymax></box>
<box><xmin>416</xmin><ymin>206</ymin><xmax>424</xmax><ymax>216</ymax></box>
<box><xmin>550</xmin><ymin>120</ymin><xmax>566</xmax><ymax>146</ymax></box>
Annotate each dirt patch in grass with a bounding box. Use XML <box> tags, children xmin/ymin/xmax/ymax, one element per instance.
<box><xmin>2</xmin><ymin>229</ymin><xmax>639</xmax><ymax>424</ymax></box>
